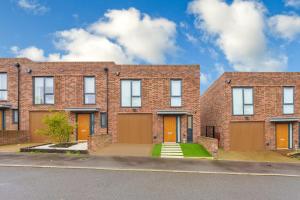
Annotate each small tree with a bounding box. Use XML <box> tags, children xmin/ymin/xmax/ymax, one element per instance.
<box><xmin>36</xmin><ymin>112</ymin><xmax>74</xmax><ymax>143</ymax></box>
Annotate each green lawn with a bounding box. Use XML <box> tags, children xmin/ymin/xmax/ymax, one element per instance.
<box><xmin>180</xmin><ymin>143</ymin><xmax>211</xmax><ymax>157</ymax></box>
<box><xmin>152</xmin><ymin>144</ymin><xmax>162</xmax><ymax>157</ymax></box>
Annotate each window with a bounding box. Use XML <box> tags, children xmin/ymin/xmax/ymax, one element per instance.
<box><xmin>12</xmin><ymin>109</ymin><xmax>18</xmax><ymax>124</ymax></box>
<box><xmin>121</xmin><ymin>80</ymin><xmax>141</xmax><ymax>107</ymax></box>
<box><xmin>84</xmin><ymin>77</ymin><xmax>96</xmax><ymax>104</ymax></box>
<box><xmin>232</xmin><ymin>88</ymin><xmax>254</xmax><ymax>115</ymax></box>
<box><xmin>0</xmin><ymin>73</ymin><xmax>7</xmax><ymax>100</ymax></box>
<box><xmin>34</xmin><ymin>77</ymin><xmax>54</xmax><ymax>104</ymax></box>
<box><xmin>171</xmin><ymin>80</ymin><xmax>182</xmax><ymax>107</ymax></box>
<box><xmin>283</xmin><ymin>87</ymin><xmax>294</xmax><ymax>114</ymax></box>
<box><xmin>100</xmin><ymin>112</ymin><xmax>107</xmax><ymax>128</ymax></box>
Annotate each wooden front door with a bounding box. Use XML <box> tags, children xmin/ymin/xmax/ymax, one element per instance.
<box><xmin>276</xmin><ymin>124</ymin><xmax>289</xmax><ymax>149</ymax></box>
<box><xmin>164</xmin><ymin>116</ymin><xmax>177</xmax><ymax>143</ymax></box>
<box><xmin>77</xmin><ymin>114</ymin><xmax>90</xmax><ymax>141</ymax></box>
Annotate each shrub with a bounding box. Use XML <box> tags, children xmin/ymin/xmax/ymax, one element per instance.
<box><xmin>36</xmin><ymin>112</ymin><xmax>74</xmax><ymax>143</ymax></box>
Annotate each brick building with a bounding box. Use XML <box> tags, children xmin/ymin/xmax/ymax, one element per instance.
<box><xmin>201</xmin><ymin>72</ymin><xmax>300</xmax><ymax>151</ymax></box>
<box><xmin>0</xmin><ymin>58</ymin><xmax>200</xmax><ymax>150</ymax></box>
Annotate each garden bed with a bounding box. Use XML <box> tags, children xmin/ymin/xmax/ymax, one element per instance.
<box><xmin>20</xmin><ymin>142</ymin><xmax>88</xmax><ymax>154</ymax></box>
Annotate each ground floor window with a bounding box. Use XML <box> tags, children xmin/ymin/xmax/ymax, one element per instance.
<box><xmin>12</xmin><ymin>109</ymin><xmax>18</xmax><ymax>124</ymax></box>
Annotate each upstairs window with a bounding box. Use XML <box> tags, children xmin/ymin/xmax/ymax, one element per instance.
<box><xmin>121</xmin><ymin>80</ymin><xmax>141</xmax><ymax>107</ymax></box>
<box><xmin>84</xmin><ymin>77</ymin><xmax>96</xmax><ymax>104</ymax></box>
<box><xmin>283</xmin><ymin>87</ymin><xmax>294</xmax><ymax>114</ymax></box>
<box><xmin>171</xmin><ymin>80</ymin><xmax>182</xmax><ymax>107</ymax></box>
<box><xmin>34</xmin><ymin>77</ymin><xmax>54</xmax><ymax>105</ymax></box>
<box><xmin>0</xmin><ymin>73</ymin><xmax>7</xmax><ymax>100</ymax></box>
<box><xmin>232</xmin><ymin>88</ymin><xmax>254</xmax><ymax>115</ymax></box>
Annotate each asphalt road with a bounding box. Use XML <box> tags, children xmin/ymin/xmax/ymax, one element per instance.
<box><xmin>0</xmin><ymin>166</ymin><xmax>299</xmax><ymax>200</ymax></box>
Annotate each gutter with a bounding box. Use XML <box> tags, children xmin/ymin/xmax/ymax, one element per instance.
<box><xmin>14</xmin><ymin>63</ymin><xmax>21</xmax><ymax>131</ymax></box>
<box><xmin>104</xmin><ymin>67</ymin><xmax>109</xmax><ymax>134</ymax></box>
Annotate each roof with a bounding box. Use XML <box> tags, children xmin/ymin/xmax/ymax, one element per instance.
<box><xmin>157</xmin><ymin>110</ymin><xmax>189</xmax><ymax>115</ymax></box>
<box><xmin>64</xmin><ymin>108</ymin><xmax>99</xmax><ymax>112</ymax></box>
<box><xmin>0</xmin><ymin>104</ymin><xmax>12</xmax><ymax>109</ymax></box>
<box><xmin>269</xmin><ymin>117</ymin><xmax>300</xmax><ymax>122</ymax></box>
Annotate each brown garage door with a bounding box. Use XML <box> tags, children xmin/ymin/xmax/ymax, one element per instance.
<box><xmin>29</xmin><ymin>111</ymin><xmax>55</xmax><ymax>143</ymax></box>
<box><xmin>230</xmin><ymin>122</ymin><xmax>265</xmax><ymax>151</ymax></box>
<box><xmin>117</xmin><ymin>114</ymin><xmax>152</xmax><ymax>144</ymax></box>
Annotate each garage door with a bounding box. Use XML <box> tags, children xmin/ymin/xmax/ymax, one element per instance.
<box><xmin>117</xmin><ymin>114</ymin><xmax>152</xmax><ymax>144</ymax></box>
<box><xmin>29</xmin><ymin>111</ymin><xmax>55</xmax><ymax>143</ymax></box>
<box><xmin>230</xmin><ymin>122</ymin><xmax>265</xmax><ymax>151</ymax></box>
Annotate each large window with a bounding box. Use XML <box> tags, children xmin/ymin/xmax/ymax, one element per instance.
<box><xmin>171</xmin><ymin>80</ymin><xmax>182</xmax><ymax>107</ymax></box>
<box><xmin>232</xmin><ymin>88</ymin><xmax>254</xmax><ymax>115</ymax></box>
<box><xmin>0</xmin><ymin>73</ymin><xmax>7</xmax><ymax>100</ymax></box>
<box><xmin>283</xmin><ymin>87</ymin><xmax>294</xmax><ymax>114</ymax></box>
<box><xmin>84</xmin><ymin>77</ymin><xmax>96</xmax><ymax>104</ymax></box>
<box><xmin>34</xmin><ymin>77</ymin><xmax>54</xmax><ymax>104</ymax></box>
<box><xmin>121</xmin><ymin>80</ymin><xmax>141</xmax><ymax>107</ymax></box>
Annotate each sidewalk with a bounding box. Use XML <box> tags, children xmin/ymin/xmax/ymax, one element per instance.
<box><xmin>0</xmin><ymin>153</ymin><xmax>300</xmax><ymax>176</ymax></box>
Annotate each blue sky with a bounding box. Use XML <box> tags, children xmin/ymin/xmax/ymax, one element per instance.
<box><xmin>1</xmin><ymin>0</ymin><xmax>300</xmax><ymax>93</ymax></box>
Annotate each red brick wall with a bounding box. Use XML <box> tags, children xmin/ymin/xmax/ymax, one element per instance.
<box><xmin>202</xmin><ymin>72</ymin><xmax>300</xmax><ymax>150</ymax></box>
<box><xmin>0</xmin><ymin>58</ymin><xmax>201</xmax><ymax>148</ymax></box>
<box><xmin>108</xmin><ymin>65</ymin><xmax>201</xmax><ymax>144</ymax></box>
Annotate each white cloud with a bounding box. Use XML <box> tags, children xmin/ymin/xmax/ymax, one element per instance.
<box><xmin>285</xmin><ymin>0</ymin><xmax>300</xmax><ymax>8</ymax></box>
<box><xmin>188</xmin><ymin>0</ymin><xmax>287</xmax><ymax>72</ymax></box>
<box><xmin>185</xmin><ymin>33</ymin><xmax>198</xmax><ymax>44</ymax></box>
<box><xmin>200</xmin><ymin>72</ymin><xmax>210</xmax><ymax>85</ymax></box>
<box><xmin>17</xmin><ymin>0</ymin><xmax>48</xmax><ymax>15</ymax></box>
<box><xmin>11</xmin><ymin>8</ymin><xmax>177</xmax><ymax>64</ymax></box>
<box><xmin>269</xmin><ymin>14</ymin><xmax>300</xmax><ymax>40</ymax></box>
<box><xmin>11</xmin><ymin>46</ymin><xmax>60</xmax><ymax>61</ymax></box>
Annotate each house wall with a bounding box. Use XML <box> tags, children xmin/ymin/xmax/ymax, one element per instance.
<box><xmin>200</xmin><ymin>74</ymin><xmax>227</xmax><ymax>147</ymax></box>
<box><xmin>108</xmin><ymin>65</ymin><xmax>201</xmax><ymax>144</ymax></box>
<box><xmin>202</xmin><ymin>72</ymin><xmax>300</xmax><ymax>150</ymax></box>
<box><xmin>0</xmin><ymin>58</ymin><xmax>201</xmax><ymax>149</ymax></box>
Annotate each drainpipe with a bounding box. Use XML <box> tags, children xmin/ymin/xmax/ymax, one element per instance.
<box><xmin>104</xmin><ymin>67</ymin><xmax>109</xmax><ymax>134</ymax></box>
<box><xmin>14</xmin><ymin>63</ymin><xmax>21</xmax><ymax>131</ymax></box>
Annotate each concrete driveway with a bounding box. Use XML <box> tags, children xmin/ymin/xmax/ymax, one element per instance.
<box><xmin>217</xmin><ymin>149</ymin><xmax>300</xmax><ymax>163</ymax></box>
<box><xmin>90</xmin><ymin>144</ymin><xmax>153</xmax><ymax>157</ymax></box>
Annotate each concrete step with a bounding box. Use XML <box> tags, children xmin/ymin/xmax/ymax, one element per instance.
<box><xmin>161</xmin><ymin>156</ymin><xmax>184</xmax><ymax>158</ymax></box>
<box><xmin>161</xmin><ymin>148</ymin><xmax>182</xmax><ymax>151</ymax></box>
<box><xmin>161</xmin><ymin>153</ymin><xmax>183</xmax><ymax>156</ymax></box>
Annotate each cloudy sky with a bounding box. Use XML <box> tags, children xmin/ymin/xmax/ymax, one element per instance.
<box><xmin>1</xmin><ymin>0</ymin><xmax>300</xmax><ymax>92</ymax></box>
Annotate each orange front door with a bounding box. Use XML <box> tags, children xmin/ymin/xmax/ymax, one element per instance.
<box><xmin>276</xmin><ymin>124</ymin><xmax>289</xmax><ymax>149</ymax></box>
<box><xmin>77</xmin><ymin>114</ymin><xmax>90</xmax><ymax>141</ymax></box>
<box><xmin>0</xmin><ymin>110</ymin><xmax>3</xmax><ymax>130</ymax></box>
<box><xmin>164</xmin><ymin>116</ymin><xmax>177</xmax><ymax>142</ymax></box>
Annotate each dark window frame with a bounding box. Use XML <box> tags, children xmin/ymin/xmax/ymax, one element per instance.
<box><xmin>0</xmin><ymin>73</ymin><xmax>8</xmax><ymax>101</ymax></box>
<box><xmin>83</xmin><ymin>76</ymin><xmax>96</xmax><ymax>105</ymax></box>
<box><xmin>170</xmin><ymin>79</ymin><xmax>182</xmax><ymax>107</ymax></box>
<box><xmin>232</xmin><ymin>87</ymin><xmax>254</xmax><ymax>116</ymax></box>
<box><xmin>120</xmin><ymin>79</ymin><xmax>142</xmax><ymax>108</ymax></box>
<box><xmin>12</xmin><ymin>109</ymin><xmax>18</xmax><ymax>124</ymax></box>
<box><xmin>283</xmin><ymin>86</ymin><xmax>295</xmax><ymax>115</ymax></box>
<box><xmin>33</xmin><ymin>76</ymin><xmax>55</xmax><ymax>105</ymax></box>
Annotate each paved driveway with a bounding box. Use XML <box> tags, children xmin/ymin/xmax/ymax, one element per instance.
<box><xmin>218</xmin><ymin>150</ymin><xmax>300</xmax><ymax>163</ymax></box>
<box><xmin>90</xmin><ymin>144</ymin><xmax>153</xmax><ymax>157</ymax></box>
